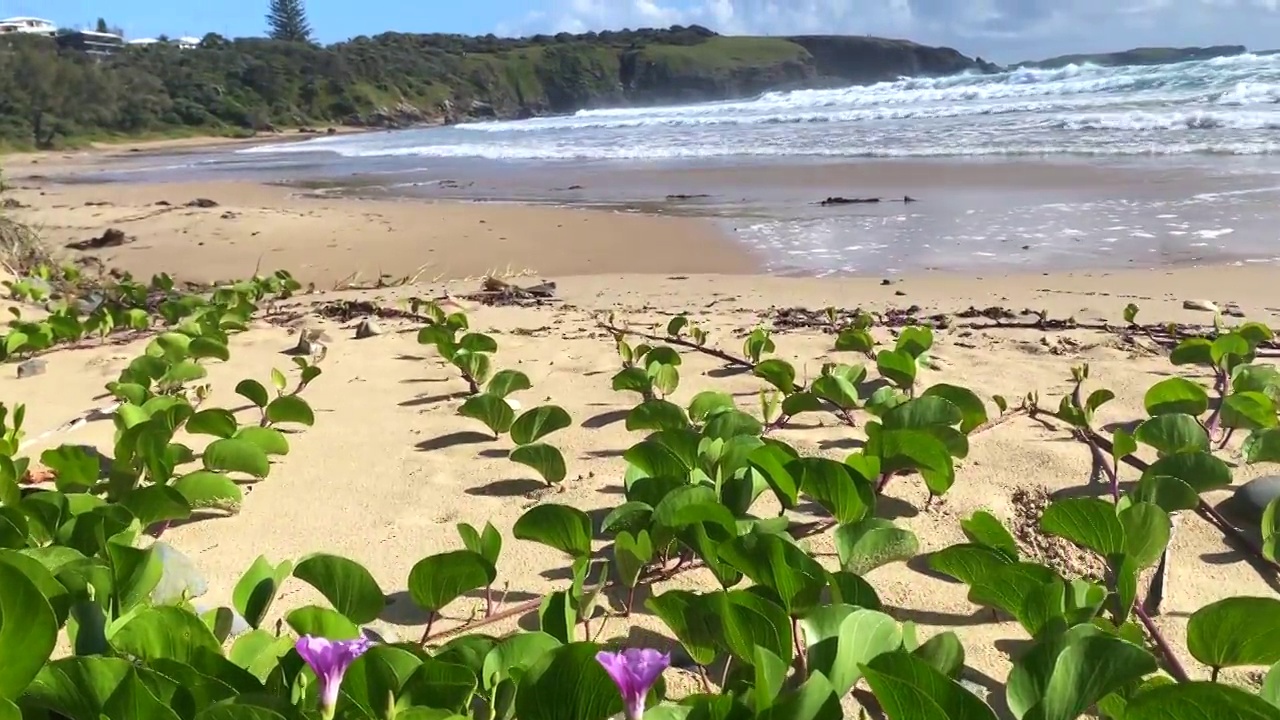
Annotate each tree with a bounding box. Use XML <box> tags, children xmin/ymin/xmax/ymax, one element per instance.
<box><xmin>266</xmin><ymin>0</ymin><xmax>313</xmax><ymax>43</ymax></box>
<box><xmin>96</xmin><ymin>17</ymin><xmax>108</xmax><ymax>33</ymax></box>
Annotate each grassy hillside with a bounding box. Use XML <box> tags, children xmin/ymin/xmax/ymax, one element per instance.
<box><xmin>1017</xmin><ymin>44</ymin><xmax>1247</xmax><ymax>69</ymax></box>
<box><xmin>0</xmin><ymin>26</ymin><xmax>991</xmax><ymax>151</ymax></box>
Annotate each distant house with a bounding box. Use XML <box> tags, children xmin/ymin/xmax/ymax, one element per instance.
<box><xmin>127</xmin><ymin>35</ymin><xmax>200</xmax><ymax>50</ymax></box>
<box><xmin>0</xmin><ymin>16</ymin><xmax>57</xmax><ymax>36</ymax></box>
<box><xmin>56</xmin><ymin>29</ymin><xmax>125</xmax><ymax>56</ymax></box>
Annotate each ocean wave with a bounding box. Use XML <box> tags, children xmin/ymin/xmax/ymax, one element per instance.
<box><xmin>239</xmin><ymin>51</ymin><xmax>1280</xmax><ymax>162</ymax></box>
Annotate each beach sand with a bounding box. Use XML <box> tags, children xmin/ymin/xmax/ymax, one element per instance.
<box><xmin>2</xmin><ymin>167</ymin><xmax>1278</xmax><ymax>707</ymax></box>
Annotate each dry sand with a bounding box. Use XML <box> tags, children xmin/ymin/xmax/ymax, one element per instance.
<box><xmin>2</xmin><ymin>169</ymin><xmax>1278</xmax><ymax>707</ymax></box>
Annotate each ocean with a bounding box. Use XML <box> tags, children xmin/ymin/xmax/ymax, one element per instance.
<box><xmin>95</xmin><ymin>52</ymin><xmax>1280</xmax><ymax>276</ymax></box>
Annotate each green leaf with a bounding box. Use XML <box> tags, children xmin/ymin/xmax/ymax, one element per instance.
<box><xmin>1143</xmin><ymin>377</ymin><xmax>1210</xmax><ymax>417</ymax></box>
<box><xmin>1223</xmin><ymin>392</ymin><xmax>1279</xmax><ymax>431</ymax></box>
<box><xmin>1144</xmin><ymin>451</ymin><xmax>1231</xmax><ymax>493</ymax></box>
<box><xmin>835</xmin><ymin>518</ymin><xmax>920</xmax><ymax>575</ymax></box>
<box><xmin>189</xmin><ymin>336</ymin><xmax>231</xmax><ymax>361</ymax></box>
<box><xmin>927</xmin><ymin>544</ymin><xmax>1014</xmax><ymax>586</ymax></box>
<box><xmin>869</xmin><ymin>428</ymin><xmax>955</xmax><ymax>496</ymax></box>
<box><xmin>1247</xmin><ymin>428</ymin><xmax>1280</xmax><ymax>464</ymax></box>
<box><xmin>111</xmin><ymin>605</ymin><xmax>222</xmax><ymax>664</ymax></box>
<box><xmin>118</xmin><ymin>484</ymin><xmax>192</xmax><ymax>528</ymax></box>
<box><xmin>754</xmin><ymin>359</ymin><xmax>797</xmax><ymax>393</ymax></box>
<box><xmin>232</xmin><ymin>555</ymin><xmax>293</xmax><ymax>629</ymax></box>
<box><xmin>408</xmin><ymin>550</ymin><xmax>492</xmax><ymax>614</ymax></box>
<box><xmin>1039</xmin><ymin>497</ymin><xmax>1127</xmax><ymax>558</ymax></box>
<box><xmin>793</xmin><ymin>457</ymin><xmax>875</xmax><ymax>525</ymax></box>
<box><xmin>688</xmin><ymin>391</ymin><xmax>737</xmax><ymax>422</ymax></box>
<box><xmin>0</xmin><ymin>561</ymin><xmax>58</xmax><ymax>699</ymax></box>
<box><xmin>487</xmin><ymin>369</ymin><xmax>532</xmax><ymax>399</ymax></box>
<box><xmin>1262</xmin><ymin>662</ymin><xmax>1280</xmax><ymax>709</ymax></box>
<box><xmin>1125</xmin><ymin>682</ymin><xmax>1280</xmax><ymax>720</ymax></box>
<box><xmin>862</xmin><ymin>651</ymin><xmax>995</xmax><ymax>720</ymax></box>
<box><xmin>265</xmin><ymin>395</ymin><xmax>315</xmax><ymax>426</ymax></box>
<box><xmin>922</xmin><ymin>384</ymin><xmax>988</xmax><ymax>433</ymax></box>
<box><xmin>514</xmin><ymin>642</ymin><xmax>624</xmax><ymax>720</ymax></box>
<box><xmin>1186</xmin><ymin>596</ymin><xmax>1280</xmax><ymax>669</ymax></box>
<box><xmin>626</xmin><ymin>400</ymin><xmax>689</xmax><ymax>432</ymax></box>
<box><xmin>40</xmin><ymin>445</ymin><xmax>100</xmax><ymax>491</ymax></box>
<box><xmin>801</xmin><ymin>605</ymin><xmax>902</xmax><ymax>696</ymax></box>
<box><xmin>1264</xmin><ymin>497</ymin><xmax>1279</xmax><ymax>564</ymax></box>
<box><xmin>960</xmin><ymin>511</ymin><xmax>1018</xmax><ymax>559</ymax></box>
<box><xmin>1117</xmin><ymin>502</ymin><xmax>1170</xmax><ymax>569</ymax></box>
<box><xmin>1170</xmin><ymin>337</ymin><xmax>1213</xmax><ymax>366</ymax></box>
<box><xmin>173</xmin><ymin>471</ymin><xmax>244</xmax><ymax>513</ymax></box>
<box><xmin>202</xmin><ymin>438</ymin><xmax>271</xmax><ymax>478</ymax></box>
<box><xmin>703</xmin><ymin>409</ymin><xmax>763</xmax><ymax>440</ymax></box>
<box><xmin>186</xmin><ymin>409</ymin><xmax>239</xmax><ymax>438</ymax></box>
<box><xmin>286</xmin><ymin>605</ymin><xmax>361</xmax><ymax>639</ymax></box>
<box><xmin>513</xmin><ymin>504</ymin><xmax>593</xmax><ymax>559</ymax></box>
<box><xmin>913</xmin><ymin>632</ymin><xmax>966</xmax><ymax>679</ymax></box>
<box><xmin>1134</xmin><ymin>413</ymin><xmax>1210</xmax><ymax>455</ymax></box>
<box><xmin>896</xmin><ymin>326</ymin><xmax>934</xmax><ymax>358</ymax></box>
<box><xmin>877</xmin><ymin>349</ymin><xmax>918</xmax><ymax>389</ymax></box>
<box><xmin>458</xmin><ymin>394</ymin><xmax>515</xmax><ymax>437</ymax></box>
<box><xmin>719</xmin><ymin>590</ymin><xmax>794</xmax><ymax>665</ymax></box>
<box><xmin>234</xmin><ymin>426</ymin><xmax>290</xmax><ymax>456</ymax></box>
<box><xmin>646</xmin><ymin>590</ymin><xmax>720</xmax><ymax>666</ymax></box>
<box><xmin>292</xmin><ymin>553</ymin><xmax>385</xmax><ymax>625</ymax></box>
<box><xmin>234</xmin><ymin>379</ymin><xmax>271</xmax><ymax>408</ymax></box>
<box><xmin>835</xmin><ymin>328</ymin><xmax>875</xmax><ymax>354</ymax></box>
<box><xmin>1019</xmin><ymin>633</ymin><xmax>1157</xmax><ymax>720</ymax></box>
<box><xmin>720</xmin><ymin>533</ymin><xmax>828</xmax><ymax>616</ymax></box>
<box><xmin>613</xmin><ymin>530</ymin><xmax>653</xmax><ymax>588</ymax></box>
<box><xmin>511</xmin><ymin>405</ymin><xmax>572</xmax><ymax>445</ymax></box>
<box><xmin>510</xmin><ymin>443</ymin><xmax>567</xmax><ymax>485</ymax></box>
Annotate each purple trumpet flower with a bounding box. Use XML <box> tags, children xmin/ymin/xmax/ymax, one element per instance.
<box><xmin>295</xmin><ymin>634</ymin><xmax>374</xmax><ymax>719</ymax></box>
<box><xmin>596</xmin><ymin>648</ymin><xmax>671</xmax><ymax>720</ymax></box>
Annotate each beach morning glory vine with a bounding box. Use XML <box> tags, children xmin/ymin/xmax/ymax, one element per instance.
<box><xmin>596</xmin><ymin>648</ymin><xmax>671</xmax><ymax>720</ymax></box>
<box><xmin>296</xmin><ymin>634</ymin><xmax>375</xmax><ymax>719</ymax></box>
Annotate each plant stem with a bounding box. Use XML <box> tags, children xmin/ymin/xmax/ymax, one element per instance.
<box><xmin>792</xmin><ymin>617</ymin><xmax>808</xmax><ymax>680</ymax></box>
<box><xmin>485</xmin><ymin>585</ymin><xmax>492</xmax><ymax>617</ymax></box>
<box><xmin>418</xmin><ymin>612</ymin><xmax>435</xmax><ymax>647</ymax></box>
<box><xmin>875</xmin><ymin>473</ymin><xmax>891</xmax><ymax>494</ymax></box>
<box><xmin>1211</xmin><ymin>666</ymin><xmax>1220</xmax><ymax>683</ymax></box>
<box><xmin>625</xmin><ymin>585</ymin><xmax>636</xmax><ymax>617</ymax></box>
<box><xmin>697</xmin><ymin>666</ymin><xmax>713</xmax><ymax>693</ymax></box>
<box><xmin>1133</xmin><ymin>604</ymin><xmax>1191</xmax><ymax>683</ymax></box>
<box><xmin>720</xmin><ymin>658</ymin><xmax>733</xmax><ymax>689</ymax></box>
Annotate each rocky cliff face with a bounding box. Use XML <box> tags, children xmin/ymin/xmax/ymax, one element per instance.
<box><xmin>789</xmin><ymin>36</ymin><xmax>998</xmax><ymax>84</ymax></box>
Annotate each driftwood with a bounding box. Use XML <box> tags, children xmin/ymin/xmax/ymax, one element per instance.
<box><xmin>458</xmin><ymin>277</ymin><xmax>559</xmax><ymax>307</ymax></box>
<box><xmin>818</xmin><ymin>195</ymin><xmax>918</xmax><ymax>206</ymax></box>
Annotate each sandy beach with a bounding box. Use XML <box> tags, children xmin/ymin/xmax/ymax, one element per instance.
<box><xmin>2</xmin><ymin>152</ymin><xmax>1278</xmax><ymax>707</ymax></box>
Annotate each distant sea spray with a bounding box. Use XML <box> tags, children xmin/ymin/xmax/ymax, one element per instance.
<box><xmin>243</xmin><ymin>52</ymin><xmax>1280</xmax><ymax>160</ymax></box>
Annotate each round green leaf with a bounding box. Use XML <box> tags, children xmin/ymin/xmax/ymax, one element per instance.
<box><xmin>186</xmin><ymin>409</ymin><xmax>239</xmax><ymax>438</ymax></box>
<box><xmin>509</xmin><ymin>406</ymin><xmax>571</xmax><ymax>445</ymax></box>
<box><xmin>0</xmin><ymin>562</ymin><xmax>58</xmax><ymax>699</ymax></box>
<box><xmin>119</xmin><ymin>484</ymin><xmax>193</xmax><ymax>528</ymax></box>
<box><xmin>793</xmin><ymin>457</ymin><xmax>875</xmax><ymax>525</ymax></box>
<box><xmin>876</xmin><ymin>349</ymin><xmax>918</xmax><ymax>389</ymax></box>
<box><xmin>111</xmin><ymin>606</ymin><xmax>222</xmax><ymax>664</ymax></box>
<box><xmin>232</xmin><ymin>555</ymin><xmax>293</xmax><ymax>629</ymax></box>
<box><xmin>515</xmin><ymin>642</ymin><xmax>623</xmax><ymax>720</ymax></box>
<box><xmin>688</xmin><ymin>391</ymin><xmax>736</xmax><ymax>422</ymax></box>
<box><xmin>959</xmin><ymin>511</ymin><xmax>1018</xmax><ymax>559</ymax></box>
<box><xmin>921</xmin><ymin>384</ymin><xmax>989</xmax><ymax>434</ymax></box>
<box><xmin>458</xmin><ymin>394</ymin><xmax>515</xmax><ymax>437</ymax></box>
<box><xmin>754</xmin><ymin>359</ymin><xmax>797</xmax><ymax>393</ymax></box>
<box><xmin>703</xmin><ymin>409</ymin><xmax>763</xmax><ymax>440</ymax></box>
<box><xmin>293</xmin><ymin>553</ymin><xmax>386</xmax><ymax>625</ymax></box>
<box><xmin>1039</xmin><ymin>497</ymin><xmax>1126</xmax><ymax>558</ymax></box>
<box><xmin>286</xmin><ymin>605</ymin><xmax>361</xmax><ymax>639</ymax></box>
<box><xmin>835</xmin><ymin>518</ymin><xmax>920</xmax><ymax>575</ymax></box>
<box><xmin>408</xmin><ymin>550</ymin><xmax>492</xmax><ymax>614</ymax></box>
<box><xmin>626</xmin><ymin>400</ymin><xmax>689</xmax><ymax>432</ymax></box>
<box><xmin>202</xmin><ymin>438</ymin><xmax>271</xmax><ymax>478</ymax></box>
<box><xmin>235</xmin><ymin>379</ymin><xmax>270</xmax><ymax>408</ymax></box>
<box><xmin>265</xmin><ymin>395</ymin><xmax>315</xmax><ymax>427</ymax></box>
<box><xmin>1223</xmin><ymin>392</ymin><xmax>1279</xmax><ymax>431</ymax></box>
<box><xmin>481</xmin><ymin>631</ymin><xmax>562</xmax><ymax>692</ymax></box>
<box><xmin>1134</xmin><ymin>414</ymin><xmax>1210</xmax><ymax>455</ymax></box>
<box><xmin>485</xmin><ymin>369</ymin><xmax>532</xmax><ymax>399</ymax></box>
<box><xmin>1143</xmin><ymin>377</ymin><xmax>1209</xmax><ymax>417</ymax></box>
<box><xmin>510</xmin><ymin>443</ymin><xmax>567</xmax><ymax>485</ymax></box>
<box><xmin>883</xmin><ymin>396</ymin><xmax>963</xmax><ymax>431</ymax></box>
<box><xmin>1117</xmin><ymin>502</ymin><xmax>1170</xmax><ymax>569</ymax></box>
<box><xmin>234</xmin><ymin>426</ymin><xmax>290</xmax><ymax>456</ymax></box>
<box><xmin>513</xmin><ymin>504</ymin><xmax>592</xmax><ymax>559</ymax></box>
<box><xmin>862</xmin><ymin>651</ymin><xmax>994</xmax><ymax>720</ymax></box>
<box><xmin>1187</xmin><ymin>596</ymin><xmax>1280</xmax><ymax>669</ymax></box>
<box><xmin>801</xmin><ymin>605</ymin><xmax>903</xmax><ymax>697</ymax></box>
<box><xmin>646</xmin><ymin>590</ymin><xmax>720</xmax><ymax>666</ymax></box>
<box><xmin>720</xmin><ymin>533</ymin><xmax>828</xmax><ymax>616</ymax></box>
<box><xmin>1126</xmin><ymin>681</ymin><xmax>1280</xmax><ymax>720</ymax></box>
<box><xmin>1143</xmin><ymin>451</ymin><xmax>1231</xmax><ymax>493</ymax></box>
<box><xmin>189</xmin><ymin>337</ymin><xmax>231</xmax><ymax>362</ymax></box>
<box><xmin>173</xmin><ymin>471</ymin><xmax>244</xmax><ymax>513</ymax></box>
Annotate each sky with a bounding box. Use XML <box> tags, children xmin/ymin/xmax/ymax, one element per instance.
<box><xmin>7</xmin><ymin>0</ymin><xmax>1280</xmax><ymax>62</ymax></box>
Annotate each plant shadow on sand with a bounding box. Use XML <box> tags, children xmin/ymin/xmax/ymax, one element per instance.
<box><xmin>464</xmin><ymin>477</ymin><xmax>546</xmax><ymax>497</ymax></box>
<box><xmin>582</xmin><ymin>408</ymin><xmax>630</xmax><ymax>429</ymax></box>
<box><xmin>415</xmin><ymin>430</ymin><xmax>493</xmax><ymax>451</ymax></box>
<box><xmin>401</xmin><ymin>390</ymin><xmax>471</xmax><ymax>407</ymax></box>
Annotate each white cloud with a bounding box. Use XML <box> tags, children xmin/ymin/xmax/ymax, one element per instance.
<box><xmin>497</xmin><ymin>0</ymin><xmax>1280</xmax><ymax>62</ymax></box>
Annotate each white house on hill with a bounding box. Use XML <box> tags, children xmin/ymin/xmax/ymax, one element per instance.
<box><xmin>0</xmin><ymin>16</ymin><xmax>57</xmax><ymax>36</ymax></box>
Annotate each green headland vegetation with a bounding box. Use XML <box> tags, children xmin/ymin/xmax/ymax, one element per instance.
<box><xmin>0</xmin><ymin>25</ymin><xmax>997</xmax><ymax>151</ymax></box>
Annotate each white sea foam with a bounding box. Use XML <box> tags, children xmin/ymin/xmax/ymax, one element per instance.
<box><xmin>240</xmin><ymin>51</ymin><xmax>1280</xmax><ymax>161</ymax></box>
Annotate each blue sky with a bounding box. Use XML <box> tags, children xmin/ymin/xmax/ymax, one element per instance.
<box><xmin>6</xmin><ymin>0</ymin><xmax>1280</xmax><ymax>62</ymax></box>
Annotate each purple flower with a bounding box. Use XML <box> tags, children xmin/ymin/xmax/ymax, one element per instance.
<box><xmin>596</xmin><ymin>648</ymin><xmax>671</xmax><ymax>720</ymax></box>
<box><xmin>295</xmin><ymin>634</ymin><xmax>374</xmax><ymax>718</ymax></box>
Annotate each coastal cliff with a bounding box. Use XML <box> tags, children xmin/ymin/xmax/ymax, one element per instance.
<box><xmin>0</xmin><ymin>27</ymin><xmax>996</xmax><ymax>149</ymax></box>
<box><xmin>1017</xmin><ymin>45</ymin><xmax>1247</xmax><ymax>69</ymax></box>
